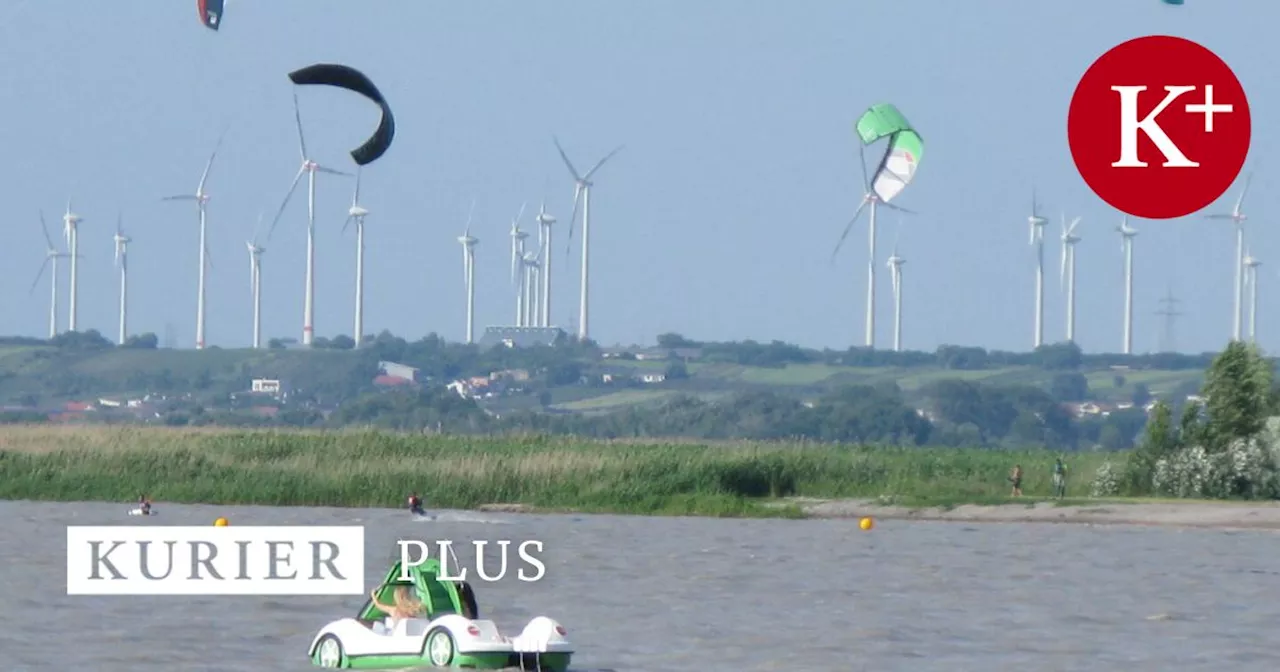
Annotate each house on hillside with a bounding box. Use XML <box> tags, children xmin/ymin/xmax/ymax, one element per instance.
<box><xmin>477</xmin><ymin>326</ymin><xmax>564</xmax><ymax>349</ymax></box>
<box><xmin>378</xmin><ymin>361</ymin><xmax>420</xmax><ymax>383</ymax></box>
<box><xmin>639</xmin><ymin>372</ymin><xmax>666</xmax><ymax>384</ymax></box>
<box><xmin>250</xmin><ymin>378</ymin><xmax>290</xmax><ymax>400</ymax></box>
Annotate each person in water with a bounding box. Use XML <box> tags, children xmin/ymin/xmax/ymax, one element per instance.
<box><xmin>407</xmin><ymin>493</ymin><xmax>424</xmax><ymax>515</ymax></box>
<box><xmin>369</xmin><ymin>585</ymin><xmax>424</xmax><ymax>626</ymax></box>
<box><xmin>1008</xmin><ymin>464</ymin><xmax>1023</xmax><ymax>497</ymax></box>
<box><xmin>138</xmin><ymin>495</ymin><xmax>152</xmax><ymax>515</ymax></box>
<box><xmin>1051</xmin><ymin>457</ymin><xmax>1067</xmax><ymax>499</ymax></box>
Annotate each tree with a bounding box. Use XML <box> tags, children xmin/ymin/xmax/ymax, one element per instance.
<box><xmin>1049</xmin><ymin>373</ymin><xmax>1089</xmax><ymax>401</ymax></box>
<box><xmin>664</xmin><ymin>360</ymin><xmax>689</xmax><ymax>380</ymax></box>
<box><xmin>122</xmin><ymin>333</ymin><xmax>159</xmax><ymax>349</ymax></box>
<box><xmin>1131</xmin><ymin>382</ymin><xmax>1152</xmax><ymax>406</ymax></box>
<box><xmin>1035</xmin><ymin>342</ymin><xmax>1083</xmax><ymax>370</ymax></box>
<box><xmin>1124</xmin><ymin>400</ymin><xmax>1176</xmax><ymax>493</ymax></box>
<box><xmin>1202</xmin><ymin>341</ymin><xmax>1273</xmax><ymax>450</ymax></box>
<box><xmin>656</xmin><ymin>332</ymin><xmax>698</xmax><ymax>348</ymax></box>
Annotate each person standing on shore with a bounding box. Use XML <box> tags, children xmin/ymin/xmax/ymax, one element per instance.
<box><xmin>1051</xmin><ymin>458</ymin><xmax>1067</xmax><ymax>499</ymax></box>
<box><xmin>1009</xmin><ymin>464</ymin><xmax>1023</xmax><ymax>497</ymax></box>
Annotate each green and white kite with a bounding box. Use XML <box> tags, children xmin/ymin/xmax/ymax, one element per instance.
<box><xmin>833</xmin><ymin>102</ymin><xmax>924</xmax><ymax>348</ymax></box>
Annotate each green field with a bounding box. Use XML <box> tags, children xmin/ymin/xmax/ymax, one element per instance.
<box><xmin>0</xmin><ymin>425</ymin><xmax>1112</xmax><ymax>516</ymax></box>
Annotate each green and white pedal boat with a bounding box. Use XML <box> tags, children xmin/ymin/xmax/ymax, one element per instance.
<box><xmin>307</xmin><ymin>558</ymin><xmax>572</xmax><ymax>670</ymax></box>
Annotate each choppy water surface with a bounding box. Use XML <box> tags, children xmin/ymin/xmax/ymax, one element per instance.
<box><xmin>2</xmin><ymin>500</ymin><xmax>1279</xmax><ymax>671</ymax></box>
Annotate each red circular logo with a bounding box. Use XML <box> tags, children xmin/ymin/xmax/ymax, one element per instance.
<box><xmin>1067</xmin><ymin>35</ymin><xmax>1250</xmax><ymax>219</ymax></box>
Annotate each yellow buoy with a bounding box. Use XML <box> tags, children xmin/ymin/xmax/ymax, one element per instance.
<box><xmin>214</xmin><ymin>517</ymin><xmax>229</xmax><ymax>527</ymax></box>
<box><xmin>859</xmin><ymin>517</ymin><xmax>874</xmax><ymax>531</ymax></box>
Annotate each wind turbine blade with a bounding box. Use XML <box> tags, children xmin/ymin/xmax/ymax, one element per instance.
<box><xmin>511</xmin><ymin>233</ymin><xmax>518</xmax><ymax>284</ymax></box>
<box><xmin>830</xmin><ymin>199</ymin><xmax>869</xmax><ymax>262</ymax></box>
<box><xmin>1031</xmin><ymin>187</ymin><xmax>1038</xmax><ymax>217</ymax></box>
<box><xmin>515</xmin><ymin>201</ymin><xmax>527</xmax><ymax>225</ymax></box>
<box><xmin>881</xmin><ymin>202</ymin><xmax>915</xmax><ymax>214</ymax></box>
<box><xmin>197</xmin><ymin>127</ymin><xmax>227</xmax><ymax>194</ymax></box>
<box><xmin>1060</xmin><ymin>241</ymin><xmax>1067</xmax><ymax>290</ymax></box>
<box><xmin>317</xmin><ymin>166</ymin><xmax>351</xmax><ymax>177</ymax></box>
<box><xmin>464</xmin><ymin>197</ymin><xmax>475</xmax><ymax>235</ymax></box>
<box><xmin>39</xmin><ymin>211</ymin><xmax>53</xmax><ymax>249</ymax></box>
<box><xmin>267</xmin><ymin>167</ymin><xmax>306</xmax><ymax>240</ymax></box>
<box><xmin>564</xmin><ymin>184</ymin><xmax>582</xmax><ymax>254</ymax></box>
<box><xmin>29</xmin><ymin>257</ymin><xmax>51</xmax><ymax>294</ymax></box>
<box><xmin>583</xmin><ymin>145</ymin><xmax>624</xmax><ymax>180</ymax></box>
<box><xmin>552</xmin><ymin>136</ymin><xmax>582</xmax><ymax>181</ymax></box>
<box><xmin>293</xmin><ymin>91</ymin><xmax>308</xmax><ymax>159</ymax></box>
<box><xmin>1205</xmin><ymin>214</ymin><xmax>1234</xmax><ymax>220</ymax></box>
<box><xmin>1067</xmin><ymin>216</ymin><xmax>1081</xmax><ymax>235</ymax></box>
<box><xmin>352</xmin><ymin>167</ymin><xmax>362</xmax><ymax>206</ymax></box>
<box><xmin>461</xmin><ymin>245</ymin><xmax>469</xmax><ymax>285</ymax></box>
<box><xmin>161</xmin><ymin>195</ymin><xmax>198</xmax><ymax>201</ymax></box>
<box><xmin>205</xmin><ymin>244</ymin><xmax>214</xmax><ymax>271</ymax></box>
<box><xmin>341</xmin><ymin>215</ymin><xmax>354</xmax><ymax>235</ymax></box>
<box><xmin>1235</xmin><ymin>172</ymin><xmax>1253</xmax><ymax>214</ymax></box>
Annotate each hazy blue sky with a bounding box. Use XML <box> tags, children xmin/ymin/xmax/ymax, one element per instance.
<box><xmin>0</xmin><ymin>0</ymin><xmax>1271</xmax><ymax>354</ymax></box>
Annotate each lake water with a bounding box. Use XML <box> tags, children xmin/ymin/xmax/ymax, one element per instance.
<box><xmin>4</xmin><ymin>500</ymin><xmax>1280</xmax><ymax>671</ymax></box>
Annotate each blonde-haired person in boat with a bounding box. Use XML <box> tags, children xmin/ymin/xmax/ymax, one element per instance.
<box><xmin>369</xmin><ymin>585</ymin><xmax>424</xmax><ymax>628</ymax></box>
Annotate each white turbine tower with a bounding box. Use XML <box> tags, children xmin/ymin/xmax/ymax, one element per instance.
<box><xmin>832</xmin><ymin>143</ymin><xmax>915</xmax><ymax>348</ymax></box>
<box><xmin>554</xmin><ymin>137</ymin><xmax>623</xmax><ymax>341</ymax></box>
<box><xmin>267</xmin><ymin>92</ymin><xmax>352</xmax><ymax>346</ymax></box>
<box><xmin>457</xmin><ymin>201</ymin><xmax>478</xmax><ymax>344</ymax></box>
<box><xmin>62</xmin><ymin>201</ymin><xmax>82</xmax><ymax>332</ymax></box>
<box><xmin>1060</xmin><ymin>214</ymin><xmax>1082</xmax><ymax>343</ymax></box>
<box><xmin>887</xmin><ymin>246</ymin><xmax>906</xmax><ymax>352</ymax></box>
<box><xmin>1028</xmin><ymin>190</ymin><xmax>1049</xmax><ymax>349</ymax></box>
<box><xmin>1244</xmin><ymin>251</ymin><xmax>1262</xmax><ymax>342</ymax></box>
<box><xmin>509</xmin><ymin>203</ymin><xmax>528</xmax><ymax>326</ymax></box>
<box><xmin>246</xmin><ymin>219</ymin><xmax>266</xmax><ymax>350</ymax></box>
<box><xmin>162</xmin><ymin>131</ymin><xmax>224</xmax><ymax>349</ymax></box>
<box><xmin>1116</xmin><ymin>216</ymin><xmax>1138</xmax><ymax>355</ymax></box>
<box><xmin>113</xmin><ymin>214</ymin><xmax>131</xmax><ymax>346</ymax></box>
<box><xmin>536</xmin><ymin>201</ymin><xmax>556</xmax><ymax>327</ymax></box>
<box><xmin>524</xmin><ymin>250</ymin><xmax>541</xmax><ymax>329</ymax></box>
<box><xmin>30</xmin><ymin>212</ymin><xmax>69</xmax><ymax>339</ymax></box>
<box><xmin>1206</xmin><ymin>172</ymin><xmax>1251</xmax><ymax>341</ymax></box>
<box><xmin>341</xmin><ymin>169</ymin><xmax>369</xmax><ymax>348</ymax></box>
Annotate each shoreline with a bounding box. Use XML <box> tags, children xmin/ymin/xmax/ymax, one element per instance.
<box><xmin>789</xmin><ymin>498</ymin><xmax>1280</xmax><ymax>530</ymax></box>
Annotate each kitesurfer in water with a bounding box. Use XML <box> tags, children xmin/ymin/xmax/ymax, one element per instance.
<box><xmin>407</xmin><ymin>493</ymin><xmax>424</xmax><ymax>516</ymax></box>
<box><xmin>138</xmin><ymin>495</ymin><xmax>152</xmax><ymax>515</ymax></box>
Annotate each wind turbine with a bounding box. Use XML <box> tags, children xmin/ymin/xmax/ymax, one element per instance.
<box><xmin>267</xmin><ymin>92</ymin><xmax>352</xmax><ymax>346</ymax></box>
<box><xmin>1116</xmin><ymin>216</ymin><xmax>1138</xmax><ymax>355</ymax></box>
<box><xmin>457</xmin><ymin>201</ymin><xmax>478</xmax><ymax>344</ymax></box>
<box><xmin>162</xmin><ymin>131</ymin><xmax>224</xmax><ymax>349</ymax></box>
<box><xmin>535</xmin><ymin>201</ymin><xmax>556</xmax><ymax>327</ymax></box>
<box><xmin>30</xmin><ymin>212</ymin><xmax>69</xmax><ymax>339</ymax></box>
<box><xmin>831</xmin><ymin>143</ymin><xmax>914</xmax><ymax>348</ymax></box>
<box><xmin>554</xmin><ymin>137</ymin><xmax>623</xmax><ymax>341</ymax></box>
<box><xmin>1060</xmin><ymin>214</ymin><xmax>1082</xmax><ymax>343</ymax></box>
<box><xmin>341</xmin><ymin>168</ymin><xmax>369</xmax><ymax>348</ymax></box>
<box><xmin>62</xmin><ymin>201</ymin><xmax>83</xmax><ymax>332</ymax></box>
<box><xmin>887</xmin><ymin>245</ymin><xmax>906</xmax><ymax>352</ymax></box>
<box><xmin>523</xmin><ymin>250</ymin><xmax>541</xmax><ymax>329</ymax></box>
<box><xmin>1244</xmin><ymin>251</ymin><xmax>1262</xmax><ymax>342</ymax></box>
<box><xmin>509</xmin><ymin>203</ymin><xmax>528</xmax><ymax>326</ymax></box>
<box><xmin>1206</xmin><ymin>172</ymin><xmax>1251</xmax><ymax>341</ymax></box>
<box><xmin>113</xmin><ymin>214</ymin><xmax>131</xmax><ymax>346</ymax></box>
<box><xmin>246</xmin><ymin>216</ymin><xmax>266</xmax><ymax>350</ymax></box>
<box><xmin>1028</xmin><ymin>190</ymin><xmax>1049</xmax><ymax>349</ymax></box>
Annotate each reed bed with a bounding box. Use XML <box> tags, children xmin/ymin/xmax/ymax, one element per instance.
<box><xmin>0</xmin><ymin>425</ymin><xmax>1112</xmax><ymax>515</ymax></box>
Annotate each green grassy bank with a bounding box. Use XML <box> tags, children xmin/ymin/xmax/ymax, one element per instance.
<box><xmin>0</xmin><ymin>426</ymin><xmax>1113</xmax><ymax>517</ymax></box>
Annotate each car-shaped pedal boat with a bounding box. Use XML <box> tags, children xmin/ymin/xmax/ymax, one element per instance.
<box><xmin>308</xmin><ymin>557</ymin><xmax>572</xmax><ymax>670</ymax></box>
